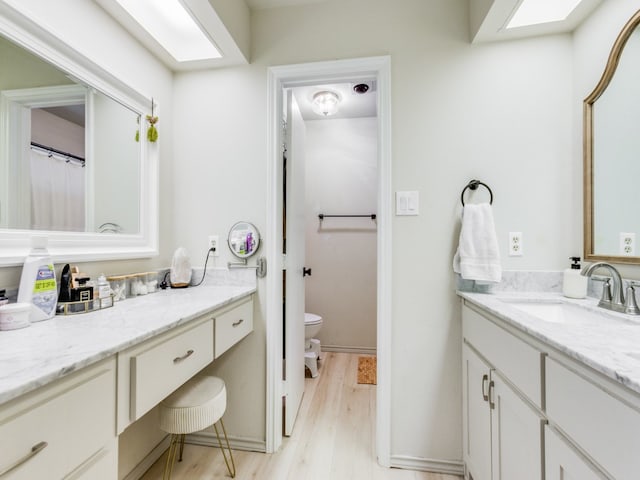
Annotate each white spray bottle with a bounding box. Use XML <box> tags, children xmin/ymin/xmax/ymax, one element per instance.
<box><xmin>17</xmin><ymin>235</ymin><xmax>58</xmax><ymax>321</ymax></box>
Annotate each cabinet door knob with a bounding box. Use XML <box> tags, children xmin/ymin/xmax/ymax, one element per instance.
<box><xmin>232</xmin><ymin>319</ymin><xmax>244</xmax><ymax>327</ymax></box>
<box><xmin>481</xmin><ymin>374</ymin><xmax>489</xmax><ymax>401</ymax></box>
<box><xmin>0</xmin><ymin>441</ymin><xmax>48</xmax><ymax>476</ymax></box>
<box><xmin>303</xmin><ymin>267</ymin><xmax>312</xmax><ymax>277</ymax></box>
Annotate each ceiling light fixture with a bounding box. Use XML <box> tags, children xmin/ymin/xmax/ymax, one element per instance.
<box><xmin>312</xmin><ymin>91</ymin><xmax>341</xmax><ymax>117</ymax></box>
<box><xmin>506</xmin><ymin>0</ymin><xmax>582</xmax><ymax>29</ymax></box>
<box><xmin>114</xmin><ymin>0</ymin><xmax>221</xmax><ymax>62</ymax></box>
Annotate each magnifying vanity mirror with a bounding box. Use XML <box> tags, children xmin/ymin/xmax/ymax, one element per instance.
<box><xmin>228</xmin><ymin>222</ymin><xmax>261</xmax><ymax>259</ymax></box>
<box><xmin>584</xmin><ymin>9</ymin><xmax>640</xmax><ymax>265</ymax></box>
<box><xmin>0</xmin><ymin>6</ymin><xmax>158</xmax><ymax>266</ymax></box>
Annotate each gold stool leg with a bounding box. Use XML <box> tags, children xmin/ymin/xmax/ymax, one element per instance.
<box><xmin>213</xmin><ymin>419</ymin><xmax>236</xmax><ymax>478</ymax></box>
<box><xmin>163</xmin><ymin>434</ymin><xmax>180</xmax><ymax>480</ymax></box>
<box><xmin>178</xmin><ymin>433</ymin><xmax>186</xmax><ymax>462</ymax></box>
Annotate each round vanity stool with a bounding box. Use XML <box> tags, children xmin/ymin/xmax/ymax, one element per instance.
<box><xmin>159</xmin><ymin>375</ymin><xmax>236</xmax><ymax>479</ymax></box>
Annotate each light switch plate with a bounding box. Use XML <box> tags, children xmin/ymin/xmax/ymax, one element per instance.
<box><xmin>396</xmin><ymin>191</ymin><xmax>419</xmax><ymax>216</ymax></box>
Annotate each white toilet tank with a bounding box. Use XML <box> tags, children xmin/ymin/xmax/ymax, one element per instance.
<box><xmin>304</xmin><ymin>313</ymin><xmax>322</xmax><ymax>341</ymax></box>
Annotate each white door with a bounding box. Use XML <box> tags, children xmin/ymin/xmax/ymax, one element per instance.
<box><xmin>490</xmin><ymin>371</ymin><xmax>544</xmax><ymax>480</ymax></box>
<box><xmin>283</xmin><ymin>90</ymin><xmax>306</xmax><ymax>436</ymax></box>
<box><xmin>462</xmin><ymin>344</ymin><xmax>492</xmax><ymax>480</ymax></box>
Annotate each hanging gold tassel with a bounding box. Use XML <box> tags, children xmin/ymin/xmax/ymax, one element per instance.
<box><xmin>146</xmin><ymin>115</ymin><xmax>158</xmax><ymax>142</ymax></box>
<box><xmin>146</xmin><ymin>99</ymin><xmax>158</xmax><ymax>143</ymax></box>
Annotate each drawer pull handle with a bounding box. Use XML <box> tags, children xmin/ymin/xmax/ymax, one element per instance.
<box><xmin>481</xmin><ymin>374</ymin><xmax>489</xmax><ymax>401</ymax></box>
<box><xmin>232</xmin><ymin>319</ymin><xmax>244</xmax><ymax>327</ymax></box>
<box><xmin>0</xmin><ymin>441</ymin><xmax>48</xmax><ymax>476</ymax></box>
<box><xmin>173</xmin><ymin>349</ymin><xmax>194</xmax><ymax>363</ymax></box>
<box><xmin>488</xmin><ymin>380</ymin><xmax>496</xmax><ymax>410</ymax></box>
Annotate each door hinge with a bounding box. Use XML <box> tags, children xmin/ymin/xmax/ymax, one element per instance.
<box><xmin>281</xmin><ymin>253</ymin><xmax>287</xmax><ymax>270</ymax></box>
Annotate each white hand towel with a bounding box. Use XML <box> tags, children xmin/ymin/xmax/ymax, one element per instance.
<box><xmin>453</xmin><ymin>203</ymin><xmax>501</xmax><ymax>283</ymax></box>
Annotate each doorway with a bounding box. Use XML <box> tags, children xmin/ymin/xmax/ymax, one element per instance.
<box><xmin>266</xmin><ymin>56</ymin><xmax>392</xmax><ymax>466</ymax></box>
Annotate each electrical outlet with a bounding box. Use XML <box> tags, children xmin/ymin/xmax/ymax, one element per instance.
<box><xmin>620</xmin><ymin>232</ymin><xmax>635</xmax><ymax>256</ymax></box>
<box><xmin>508</xmin><ymin>232</ymin><xmax>523</xmax><ymax>256</ymax></box>
<box><xmin>208</xmin><ymin>235</ymin><xmax>220</xmax><ymax>256</ymax></box>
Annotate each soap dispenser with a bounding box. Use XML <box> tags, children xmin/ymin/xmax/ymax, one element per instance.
<box><xmin>563</xmin><ymin>256</ymin><xmax>588</xmax><ymax>299</ymax></box>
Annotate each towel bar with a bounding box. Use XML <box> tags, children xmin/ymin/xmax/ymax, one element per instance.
<box><xmin>461</xmin><ymin>180</ymin><xmax>493</xmax><ymax>206</ymax></box>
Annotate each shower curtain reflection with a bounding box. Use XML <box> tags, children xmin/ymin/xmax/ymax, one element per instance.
<box><xmin>29</xmin><ymin>148</ymin><xmax>85</xmax><ymax>231</ymax></box>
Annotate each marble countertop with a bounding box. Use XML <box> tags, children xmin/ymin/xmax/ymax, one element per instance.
<box><xmin>459</xmin><ymin>291</ymin><xmax>640</xmax><ymax>395</ymax></box>
<box><xmin>0</xmin><ymin>283</ymin><xmax>255</xmax><ymax>405</ymax></box>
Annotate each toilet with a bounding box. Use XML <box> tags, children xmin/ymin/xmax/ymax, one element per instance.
<box><xmin>304</xmin><ymin>313</ymin><xmax>323</xmax><ymax>378</ymax></box>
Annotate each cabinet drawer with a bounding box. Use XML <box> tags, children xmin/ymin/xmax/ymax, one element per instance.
<box><xmin>463</xmin><ymin>305</ymin><xmax>543</xmax><ymax>408</ymax></box>
<box><xmin>0</xmin><ymin>361</ymin><xmax>115</xmax><ymax>480</ymax></box>
<box><xmin>131</xmin><ymin>319</ymin><xmax>213</xmax><ymax>420</ymax></box>
<box><xmin>546</xmin><ymin>357</ymin><xmax>640</xmax><ymax>480</ymax></box>
<box><xmin>215</xmin><ymin>298</ymin><xmax>253</xmax><ymax>359</ymax></box>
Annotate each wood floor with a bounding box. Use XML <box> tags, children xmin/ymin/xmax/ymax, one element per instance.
<box><xmin>140</xmin><ymin>352</ymin><xmax>462</xmax><ymax>480</ymax></box>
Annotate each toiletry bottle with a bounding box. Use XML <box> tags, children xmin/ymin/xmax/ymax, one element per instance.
<box><xmin>17</xmin><ymin>235</ymin><xmax>58</xmax><ymax>321</ymax></box>
<box><xmin>246</xmin><ymin>232</ymin><xmax>253</xmax><ymax>254</ymax></box>
<box><xmin>97</xmin><ymin>274</ymin><xmax>113</xmax><ymax>308</ymax></box>
<box><xmin>563</xmin><ymin>256</ymin><xmax>588</xmax><ymax>299</ymax></box>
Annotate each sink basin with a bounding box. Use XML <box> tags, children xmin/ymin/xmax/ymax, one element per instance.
<box><xmin>499</xmin><ymin>299</ymin><xmax>633</xmax><ymax>326</ymax></box>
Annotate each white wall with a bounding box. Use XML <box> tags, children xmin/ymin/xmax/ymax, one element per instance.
<box><xmin>304</xmin><ymin>117</ymin><xmax>377</xmax><ymax>352</ymax></box>
<box><xmin>174</xmin><ymin>0</ymin><xmax>576</xmax><ymax>466</ymax></box>
<box><xmin>31</xmin><ymin>108</ymin><xmax>84</xmax><ymax>156</ymax></box>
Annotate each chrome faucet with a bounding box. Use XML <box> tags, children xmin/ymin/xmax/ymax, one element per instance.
<box><xmin>581</xmin><ymin>262</ymin><xmax>640</xmax><ymax>315</ymax></box>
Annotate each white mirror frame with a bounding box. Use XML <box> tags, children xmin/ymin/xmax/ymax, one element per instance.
<box><xmin>0</xmin><ymin>5</ymin><xmax>158</xmax><ymax>266</ymax></box>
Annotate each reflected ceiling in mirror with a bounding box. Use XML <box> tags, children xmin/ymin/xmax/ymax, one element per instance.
<box><xmin>584</xmin><ymin>9</ymin><xmax>640</xmax><ymax>264</ymax></box>
<box><xmin>0</xmin><ymin>34</ymin><xmax>141</xmax><ymax>235</ymax></box>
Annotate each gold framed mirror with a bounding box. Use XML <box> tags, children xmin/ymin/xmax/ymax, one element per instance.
<box><xmin>584</xmin><ymin>9</ymin><xmax>640</xmax><ymax>264</ymax></box>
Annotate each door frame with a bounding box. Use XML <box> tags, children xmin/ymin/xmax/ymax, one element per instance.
<box><xmin>265</xmin><ymin>55</ymin><xmax>392</xmax><ymax>465</ymax></box>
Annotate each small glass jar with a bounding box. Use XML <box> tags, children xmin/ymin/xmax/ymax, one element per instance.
<box><xmin>129</xmin><ymin>273</ymin><xmax>148</xmax><ymax>296</ymax></box>
<box><xmin>107</xmin><ymin>275</ymin><xmax>129</xmax><ymax>302</ymax></box>
<box><xmin>145</xmin><ymin>271</ymin><xmax>158</xmax><ymax>293</ymax></box>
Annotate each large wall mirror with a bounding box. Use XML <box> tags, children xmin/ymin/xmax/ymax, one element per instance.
<box><xmin>0</xmin><ymin>5</ymin><xmax>158</xmax><ymax>266</ymax></box>
<box><xmin>584</xmin><ymin>9</ymin><xmax>640</xmax><ymax>265</ymax></box>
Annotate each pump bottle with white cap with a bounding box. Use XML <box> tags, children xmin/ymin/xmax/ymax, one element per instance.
<box><xmin>563</xmin><ymin>256</ymin><xmax>588</xmax><ymax>299</ymax></box>
<box><xmin>17</xmin><ymin>235</ymin><xmax>58</xmax><ymax>321</ymax></box>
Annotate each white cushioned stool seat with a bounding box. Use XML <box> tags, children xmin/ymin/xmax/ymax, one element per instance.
<box><xmin>159</xmin><ymin>375</ymin><xmax>235</xmax><ymax>479</ymax></box>
<box><xmin>160</xmin><ymin>375</ymin><xmax>226</xmax><ymax>434</ymax></box>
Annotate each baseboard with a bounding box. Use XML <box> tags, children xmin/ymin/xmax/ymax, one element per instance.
<box><xmin>187</xmin><ymin>431</ymin><xmax>267</xmax><ymax>453</ymax></box>
<box><xmin>390</xmin><ymin>455</ymin><xmax>464</xmax><ymax>476</ymax></box>
<box><xmin>122</xmin><ymin>436</ymin><xmax>171</xmax><ymax>480</ymax></box>
<box><xmin>123</xmin><ymin>433</ymin><xmax>266</xmax><ymax>480</ymax></box>
<box><xmin>322</xmin><ymin>345</ymin><xmax>377</xmax><ymax>355</ymax></box>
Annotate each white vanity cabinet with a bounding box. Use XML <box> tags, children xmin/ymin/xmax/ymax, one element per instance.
<box><xmin>0</xmin><ymin>358</ymin><xmax>117</xmax><ymax>479</ymax></box>
<box><xmin>462</xmin><ymin>305</ymin><xmax>545</xmax><ymax>480</ymax></box>
<box><xmin>545</xmin><ymin>425</ymin><xmax>605</xmax><ymax>480</ymax></box>
<box><xmin>545</xmin><ymin>356</ymin><xmax>640</xmax><ymax>480</ymax></box>
<box><xmin>462</xmin><ymin>294</ymin><xmax>640</xmax><ymax>480</ymax></box>
<box><xmin>117</xmin><ymin>295</ymin><xmax>254</xmax><ymax>433</ymax></box>
<box><xmin>117</xmin><ymin>315</ymin><xmax>215</xmax><ymax>433</ymax></box>
<box><xmin>214</xmin><ymin>296</ymin><xmax>253</xmax><ymax>359</ymax></box>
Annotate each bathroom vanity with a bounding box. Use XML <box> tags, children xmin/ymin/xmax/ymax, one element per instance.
<box><xmin>459</xmin><ymin>292</ymin><xmax>640</xmax><ymax>480</ymax></box>
<box><xmin>0</xmin><ymin>284</ymin><xmax>255</xmax><ymax>479</ymax></box>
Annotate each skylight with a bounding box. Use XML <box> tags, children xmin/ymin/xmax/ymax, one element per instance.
<box><xmin>114</xmin><ymin>0</ymin><xmax>221</xmax><ymax>62</ymax></box>
<box><xmin>506</xmin><ymin>0</ymin><xmax>583</xmax><ymax>29</ymax></box>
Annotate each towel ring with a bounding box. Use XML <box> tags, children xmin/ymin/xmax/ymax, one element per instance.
<box><xmin>461</xmin><ymin>180</ymin><xmax>493</xmax><ymax>206</ymax></box>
